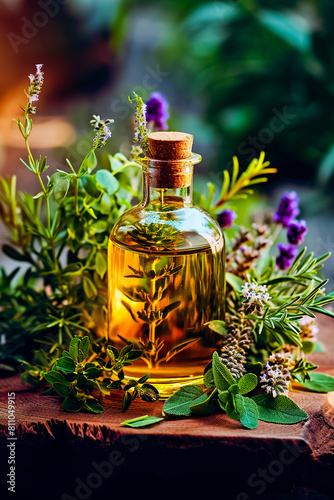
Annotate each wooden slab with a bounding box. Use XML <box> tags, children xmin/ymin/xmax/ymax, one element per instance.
<box><xmin>0</xmin><ymin>316</ymin><xmax>334</xmax><ymax>500</ymax></box>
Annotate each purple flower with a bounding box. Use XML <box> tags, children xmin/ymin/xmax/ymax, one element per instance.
<box><xmin>217</xmin><ymin>209</ymin><xmax>237</xmax><ymax>229</ymax></box>
<box><xmin>273</xmin><ymin>191</ymin><xmax>300</xmax><ymax>227</ymax></box>
<box><xmin>287</xmin><ymin>219</ymin><xmax>307</xmax><ymax>245</ymax></box>
<box><xmin>145</xmin><ymin>92</ymin><xmax>169</xmax><ymax>130</ymax></box>
<box><xmin>276</xmin><ymin>243</ymin><xmax>298</xmax><ymax>270</ymax></box>
<box><xmin>26</xmin><ymin>64</ymin><xmax>44</xmax><ymax>114</ymax></box>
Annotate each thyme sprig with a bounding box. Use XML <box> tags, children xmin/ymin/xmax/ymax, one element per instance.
<box><xmin>21</xmin><ymin>335</ymin><xmax>159</xmax><ymax>413</ymax></box>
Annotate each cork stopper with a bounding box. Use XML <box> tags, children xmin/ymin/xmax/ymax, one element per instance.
<box><xmin>148</xmin><ymin>131</ymin><xmax>193</xmax><ymax>160</ymax></box>
<box><xmin>146</xmin><ymin>131</ymin><xmax>194</xmax><ymax>189</ymax></box>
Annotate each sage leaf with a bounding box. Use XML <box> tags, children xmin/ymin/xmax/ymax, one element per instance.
<box><xmin>238</xmin><ymin>373</ymin><xmax>258</xmax><ymax>395</ymax></box>
<box><xmin>228</xmin><ymin>384</ymin><xmax>239</xmax><ymax>395</ymax></box>
<box><xmin>252</xmin><ymin>394</ymin><xmax>308</xmax><ymax>424</ymax></box>
<box><xmin>226</xmin><ymin>399</ymin><xmax>240</xmax><ymax>421</ymax></box>
<box><xmin>163</xmin><ymin>385</ymin><xmax>207</xmax><ymax>416</ymax></box>
<box><xmin>295</xmin><ymin>372</ymin><xmax>334</xmax><ymax>393</ymax></box>
<box><xmin>218</xmin><ymin>390</ymin><xmax>231</xmax><ymax>404</ymax></box>
<box><xmin>234</xmin><ymin>394</ymin><xmax>259</xmax><ymax>429</ymax></box>
<box><xmin>212</xmin><ymin>351</ymin><xmax>236</xmax><ymax>391</ymax></box>
<box><xmin>190</xmin><ymin>389</ymin><xmax>218</xmax><ymax>416</ymax></box>
<box><xmin>121</xmin><ymin>415</ymin><xmax>164</xmax><ymax>428</ymax></box>
<box><xmin>203</xmin><ymin>368</ymin><xmax>214</xmax><ymax>389</ymax></box>
<box><xmin>244</xmin><ymin>362</ymin><xmax>263</xmax><ymax>377</ymax></box>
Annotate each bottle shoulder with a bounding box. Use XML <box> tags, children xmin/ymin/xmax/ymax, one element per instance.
<box><xmin>110</xmin><ymin>203</ymin><xmax>224</xmax><ymax>253</ymax></box>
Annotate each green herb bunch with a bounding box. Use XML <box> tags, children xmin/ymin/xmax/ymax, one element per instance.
<box><xmin>21</xmin><ymin>335</ymin><xmax>158</xmax><ymax>413</ymax></box>
<box><xmin>1</xmin><ymin>69</ymin><xmax>334</xmax><ymax>427</ymax></box>
<box><xmin>0</xmin><ymin>65</ymin><xmax>141</xmax><ymax>370</ymax></box>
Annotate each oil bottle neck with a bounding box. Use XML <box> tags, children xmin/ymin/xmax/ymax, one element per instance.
<box><xmin>141</xmin><ymin>163</ymin><xmax>193</xmax><ymax>208</ymax></box>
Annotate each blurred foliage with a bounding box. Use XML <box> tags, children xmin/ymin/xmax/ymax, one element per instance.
<box><xmin>110</xmin><ymin>0</ymin><xmax>334</xmax><ymax>196</ymax></box>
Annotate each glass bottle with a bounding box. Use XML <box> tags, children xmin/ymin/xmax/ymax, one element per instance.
<box><xmin>108</xmin><ymin>132</ymin><xmax>225</xmax><ymax>397</ymax></box>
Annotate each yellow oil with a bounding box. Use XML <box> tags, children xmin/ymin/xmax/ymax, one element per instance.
<box><xmin>108</xmin><ymin>235</ymin><xmax>224</xmax><ymax>397</ymax></box>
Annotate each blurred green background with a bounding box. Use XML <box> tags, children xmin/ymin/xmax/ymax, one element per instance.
<box><xmin>0</xmin><ymin>0</ymin><xmax>334</xmax><ymax>276</ymax></box>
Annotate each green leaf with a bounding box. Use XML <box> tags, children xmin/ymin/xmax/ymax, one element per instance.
<box><xmin>226</xmin><ymin>272</ymin><xmax>244</xmax><ymax>292</ymax></box>
<box><xmin>203</xmin><ymin>368</ymin><xmax>214</xmax><ymax>389</ymax></box>
<box><xmin>62</xmin><ymin>397</ymin><xmax>83</xmax><ymax>412</ymax></box>
<box><xmin>56</xmin><ymin>357</ymin><xmax>76</xmax><ymax>373</ymax></box>
<box><xmin>238</xmin><ymin>373</ymin><xmax>258</xmax><ymax>395</ymax></box>
<box><xmin>161</xmin><ymin>301</ymin><xmax>181</xmax><ymax>319</ymax></box>
<box><xmin>225</xmin><ymin>399</ymin><xmax>240</xmax><ymax>420</ymax></box>
<box><xmin>83</xmin><ymin>400</ymin><xmax>104</xmax><ymax>414</ymax></box>
<box><xmin>99</xmin><ymin>192</ymin><xmax>112</xmax><ymax>214</ymax></box>
<box><xmin>244</xmin><ymin>362</ymin><xmax>263</xmax><ymax>377</ymax></box>
<box><xmin>234</xmin><ymin>394</ymin><xmax>259</xmax><ymax>429</ymax></box>
<box><xmin>218</xmin><ymin>391</ymin><xmax>231</xmax><ymax>405</ymax></box>
<box><xmin>107</xmin><ymin>345</ymin><xmax>118</xmax><ymax>361</ymax></box>
<box><xmin>2</xmin><ymin>245</ymin><xmax>28</xmax><ymax>262</ymax></box>
<box><xmin>165</xmin><ymin>337</ymin><xmax>201</xmax><ymax>362</ymax></box>
<box><xmin>81</xmin><ymin>175</ymin><xmax>101</xmax><ymax>198</ymax></box>
<box><xmin>207</xmin><ymin>320</ymin><xmax>228</xmax><ymax>336</ymax></box>
<box><xmin>190</xmin><ymin>389</ymin><xmax>218</xmax><ymax>416</ymax></box>
<box><xmin>212</xmin><ymin>351</ymin><xmax>236</xmax><ymax>391</ymax></box>
<box><xmin>84</xmin><ymin>366</ymin><xmax>101</xmax><ymax>379</ymax></box>
<box><xmin>295</xmin><ymin>372</ymin><xmax>334</xmax><ymax>393</ymax></box>
<box><xmin>44</xmin><ymin>370</ymin><xmax>66</xmax><ymax>385</ymax></box>
<box><xmin>309</xmin><ymin>306</ymin><xmax>334</xmax><ymax>319</ymax></box>
<box><xmin>69</xmin><ymin>336</ymin><xmax>80</xmax><ymax>361</ymax></box>
<box><xmin>53</xmin><ymin>382</ymin><xmax>70</xmax><ymax>397</ymax></box>
<box><xmin>302</xmin><ymin>340</ymin><xmax>315</xmax><ymax>354</ymax></box>
<box><xmin>137</xmin><ymin>373</ymin><xmax>150</xmax><ymax>384</ymax></box>
<box><xmin>228</xmin><ymin>384</ymin><xmax>239</xmax><ymax>395</ymax></box>
<box><xmin>122</xmin><ymin>391</ymin><xmax>132</xmax><ymax>413</ymax></box>
<box><xmin>80</xmin><ymin>151</ymin><xmax>97</xmax><ymax>174</ymax></box>
<box><xmin>49</xmin><ymin>172</ymin><xmax>70</xmax><ymax>201</ymax></box>
<box><xmin>95</xmin><ymin>252</ymin><xmax>107</xmax><ymax>279</ymax></box>
<box><xmin>80</xmin><ymin>336</ymin><xmax>90</xmax><ymax>360</ymax></box>
<box><xmin>96</xmin><ymin>169</ymin><xmax>119</xmax><ymax>195</ymax></box>
<box><xmin>163</xmin><ymin>385</ymin><xmax>207</xmax><ymax>417</ymax></box>
<box><xmin>121</xmin><ymin>415</ymin><xmax>164</xmax><ymax>428</ymax></box>
<box><xmin>252</xmin><ymin>394</ymin><xmax>308</xmax><ymax>424</ymax></box>
<box><xmin>83</xmin><ymin>276</ymin><xmax>98</xmax><ymax>299</ymax></box>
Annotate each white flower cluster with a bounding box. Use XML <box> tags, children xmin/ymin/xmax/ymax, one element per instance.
<box><xmin>260</xmin><ymin>368</ymin><xmax>289</xmax><ymax>398</ymax></box>
<box><xmin>241</xmin><ymin>282</ymin><xmax>271</xmax><ymax>304</ymax></box>
<box><xmin>260</xmin><ymin>353</ymin><xmax>291</xmax><ymax>398</ymax></box>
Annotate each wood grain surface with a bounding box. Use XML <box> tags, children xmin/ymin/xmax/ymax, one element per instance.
<box><xmin>0</xmin><ymin>315</ymin><xmax>334</xmax><ymax>500</ymax></box>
